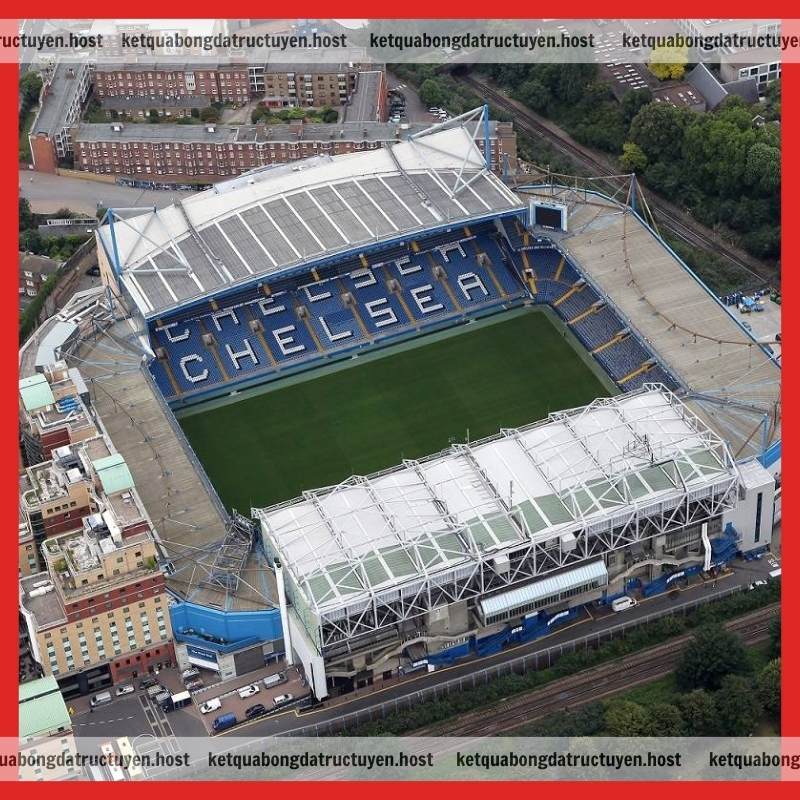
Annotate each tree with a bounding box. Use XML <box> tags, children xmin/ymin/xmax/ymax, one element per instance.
<box><xmin>148</xmin><ymin>109</ymin><xmax>160</xmax><ymax>122</ymax></box>
<box><xmin>19</xmin><ymin>71</ymin><xmax>43</xmax><ymax>106</ymax></box>
<box><xmin>603</xmin><ymin>699</ymin><xmax>651</xmax><ymax>736</ymax></box>
<box><xmin>629</xmin><ymin>101</ymin><xmax>692</xmax><ymax>162</ymax></box>
<box><xmin>648</xmin><ymin>703</ymin><xmax>686</xmax><ymax>736</ymax></box>
<box><xmin>678</xmin><ymin>688</ymin><xmax>720</xmax><ymax>735</ymax></box>
<box><xmin>619</xmin><ymin>142</ymin><xmax>648</xmax><ymax>173</ymax></box>
<box><xmin>19</xmin><ymin>197</ymin><xmax>36</xmax><ymax>232</ymax></box>
<box><xmin>190</xmin><ymin>107</ymin><xmax>200</xmax><ymax>118</ymax></box>
<box><xmin>648</xmin><ymin>46</ymin><xmax>689</xmax><ymax>80</ymax></box>
<box><xmin>744</xmin><ymin>142</ymin><xmax>781</xmax><ymax>194</ymax></box>
<box><xmin>621</xmin><ymin>88</ymin><xmax>653</xmax><ymax>125</ymax></box>
<box><xmin>676</xmin><ymin>624</ymin><xmax>748</xmax><ymax>692</ymax></box>
<box><xmin>200</xmin><ymin>106</ymin><xmax>218</xmax><ymax>122</ymax></box>
<box><xmin>251</xmin><ymin>107</ymin><xmax>267</xmax><ymax>124</ymax></box>
<box><xmin>19</xmin><ymin>229</ymin><xmax>42</xmax><ymax>253</ymax></box>
<box><xmin>418</xmin><ymin>79</ymin><xmax>446</xmax><ymax>108</ymax></box>
<box><xmin>768</xmin><ymin>615</ymin><xmax>781</xmax><ymax>658</ymax></box>
<box><xmin>714</xmin><ymin>675</ymin><xmax>762</xmax><ymax>736</ymax></box>
<box><xmin>756</xmin><ymin>658</ymin><xmax>781</xmax><ymax>720</ymax></box>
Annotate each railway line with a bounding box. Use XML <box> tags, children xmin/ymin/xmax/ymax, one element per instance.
<box><xmin>455</xmin><ymin>73</ymin><xmax>779</xmax><ymax>289</ymax></box>
<box><xmin>413</xmin><ymin>604</ymin><xmax>779</xmax><ymax>738</ymax></box>
<box><xmin>279</xmin><ymin>605</ymin><xmax>778</xmax><ymax>780</ymax></box>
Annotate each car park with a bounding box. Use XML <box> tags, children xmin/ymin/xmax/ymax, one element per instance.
<box><xmin>237</xmin><ymin>683</ymin><xmax>260</xmax><ymax>699</ymax></box>
<box><xmin>199</xmin><ymin>698</ymin><xmax>222</xmax><ymax>714</ymax></box>
<box><xmin>115</xmin><ymin>684</ymin><xmax>134</xmax><ymax>696</ymax></box>
<box><xmin>273</xmin><ymin>693</ymin><xmax>294</xmax><ymax>706</ymax></box>
<box><xmin>245</xmin><ymin>703</ymin><xmax>267</xmax><ymax>720</ymax></box>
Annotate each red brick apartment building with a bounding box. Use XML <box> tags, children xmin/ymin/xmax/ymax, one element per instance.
<box><xmin>72</xmin><ymin>119</ymin><xmax>517</xmax><ymax>181</ymax></box>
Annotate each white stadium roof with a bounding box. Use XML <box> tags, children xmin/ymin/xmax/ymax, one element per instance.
<box><xmin>254</xmin><ymin>387</ymin><xmax>739</xmax><ymax>616</ymax></box>
<box><xmin>96</xmin><ymin>125</ymin><xmax>524</xmax><ymax>319</ymax></box>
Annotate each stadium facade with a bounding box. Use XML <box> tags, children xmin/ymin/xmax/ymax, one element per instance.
<box><xmin>22</xmin><ymin>109</ymin><xmax>778</xmax><ymax>700</ymax></box>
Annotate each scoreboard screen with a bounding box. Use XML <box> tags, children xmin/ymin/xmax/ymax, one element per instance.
<box><xmin>529</xmin><ymin>201</ymin><xmax>568</xmax><ymax>232</ymax></box>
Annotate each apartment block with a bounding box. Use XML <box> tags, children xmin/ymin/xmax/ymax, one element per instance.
<box><xmin>72</xmin><ymin>119</ymin><xmax>516</xmax><ymax>180</ymax></box>
<box><xmin>92</xmin><ymin>60</ymin><xmax>250</xmax><ymax>104</ymax></box>
<box><xmin>29</xmin><ymin>59</ymin><xmax>91</xmax><ymax>173</ymax></box>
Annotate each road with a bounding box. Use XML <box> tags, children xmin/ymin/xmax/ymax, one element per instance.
<box><xmin>19</xmin><ymin>168</ymin><xmax>185</xmax><ymax>216</ymax></box>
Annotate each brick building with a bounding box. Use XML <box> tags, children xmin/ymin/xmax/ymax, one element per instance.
<box><xmin>72</xmin><ymin>118</ymin><xmax>517</xmax><ymax>181</ymax></box>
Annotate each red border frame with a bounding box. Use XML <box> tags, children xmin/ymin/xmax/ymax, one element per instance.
<box><xmin>3</xmin><ymin>2</ymin><xmax>793</xmax><ymax>794</ymax></box>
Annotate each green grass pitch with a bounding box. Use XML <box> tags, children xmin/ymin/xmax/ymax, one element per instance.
<box><xmin>178</xmin><ymin>310</ymin><xmax>611</xmax><ymax>512</ymax></box>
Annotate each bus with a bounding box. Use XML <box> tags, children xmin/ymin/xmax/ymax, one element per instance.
<box><xmin>162</xmin><ymin>689</ymin><xmax>191</xmax><ymax>712</ymax></box>
<box><xmin>100</xmin><ymin>741</ymin><xmax>125</xmax><ymax>782</ymax></box>
<box><xmin>116</xmin><ymin>736</ymin><xmax>144</xmax><ymax>781</ymax></box>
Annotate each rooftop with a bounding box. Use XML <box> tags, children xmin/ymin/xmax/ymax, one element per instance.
<box><xmin>255</xmin><ymin>387</ymin><xmax>738</xmax><ymax>614</ymax></box>
<box><xmin>96</xmin><ymin>121</ymin><xmax>523</xmax><ymax>318</ymax></box>
<box><xmin>346</xmin><ymin>69</ymin><xmax>383</xmax><ymax>123</ymax></box>
<box><xmin>30</xmin><ymin>60</ymin><xmax>88</xmax><ymax>138</ymax></box>
<box><xmin>19</xmin><ymin>676</ymin><xmax>72</xmax><ymax>740</ymax></box>
<box><xmin>536</xmin><ymin>184</ymin><xmax>781</xmax><ymax>461</ymax></box>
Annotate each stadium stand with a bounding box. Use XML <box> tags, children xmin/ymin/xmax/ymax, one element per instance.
<box><xmin>148</xmin><ymin>211</ymin><xmax>682</xmax><ymax>403</ymax></box>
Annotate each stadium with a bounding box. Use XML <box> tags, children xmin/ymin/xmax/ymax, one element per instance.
<box><xmin>47</xmin><ymin>107</ymin><xmax>780</xmax><ymax>699</ymax></box>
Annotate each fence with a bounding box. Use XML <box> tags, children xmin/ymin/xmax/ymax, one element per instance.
<box><xmin>283</xmin><ymin>584</ymin><xmax>744</xmax><ymax>737</ymax></box>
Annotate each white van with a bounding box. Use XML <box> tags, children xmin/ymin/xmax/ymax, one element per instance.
<box><xmin>90</xmin><ymin>691</ymin><xmax>113</xmax><ymax>708</ymax></box>
<box><xmin>611</xmin><ymin>596</ymin><xmax>637</xmax><ymax>612</ymax></box>
<box><xmin>199</xmin><ymin>697</ymin><xmax>222</xmax><ymax>714</ymax></box>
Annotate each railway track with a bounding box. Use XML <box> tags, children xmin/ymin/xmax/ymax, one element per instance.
<box><xmin>455</xmin><ymin>73</ymin><xmax>778</xmax><ymax>288</ymax></box>
<box><xmin>413</xmin><ymin>604</ymin><xmax>779</xmax><ymax>738</ymax></box>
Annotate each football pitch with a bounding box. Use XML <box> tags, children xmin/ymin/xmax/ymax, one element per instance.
<box><xmin>178</xmin><ymin>309</ymin><xmax>613</xmax><ymax>512</ymax></box>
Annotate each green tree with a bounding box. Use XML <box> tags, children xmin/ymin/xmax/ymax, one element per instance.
<box><xmin>678</xmin><ymin>688</ymin><xmax>720</xmax><ymax>735</ymax></box>
<box><xmin>19</xmin><ymin>196</ymin><xmax>36</xmax><ymax>232</ymax></box>
<box><xmin>648</xmin><ymin>703</ymin><xmax>687</xmax><ymax>736</ymax></box>
<box><xmin>619</xmin><ymin>142</ymin><xmax>648</xmax><ymax>173</ymax></box>
<box><xmin>621</xmin><ymin>88</ymin><xmax>653</xmax><ymax>125</ymax></box>
<box><xmin>676</xmin><ymin>624</ymin><xmax>748</xmax><ymax>692</ymax></box>
<box><xmin>251</xmin><ymin>107</ymin><xmax>266</xmax><ymax>124</ymax></box>
<box><xmin>190</xmin><ymin>107</ymin><xmax>200</xmax><ymax>118</ymax></box>
<box><xmin>714</xmin><ymin>675</ymin><xmax>762</xmax><ymax>736</ymax></box>
<box><xmin>19</xmin><ymin>229</ymin><xmax>42</xmax><ymax>253</ymax></box>
<box><xmin>418</xmin><ymin>79</ymin><xmax>446</xmax><ymax>108</ymax></box>
<box><xmin>629</xmin><ymin>101</ymin><xmax>692</xmax><ymax>162</ymax></box>
<box><xmin>148</xmin><ymin>109</ymin><xmax>160</xmax><ymax>122</ymax></box>
<box><xmin>19</xmin><ymin>71</ymin><xmax>43</xmax><ymax>106</ymax></box>
<box><xmin>603</xmin><ymin>699</ymin><xmax>651</xmax><ymax>736</ymax></box>
<box><xmin>768</xmin><ymin>615</ymin><xmax>781</xmax><ymax>658</ymax></box>
<box><xmin>744</xmin><ymin>142</ymin><xmax>781</xmax><ymax>194</ymax></box>
<box><xmin>648</xmin><ymin>46</ymin><xmax>689</xmax><ymax>80</ymax></box>
<box><xmin>200</xmin><ymin>106</ymin><xmax>218</xmax><ymax>122</ymax></box>
<box><xmin>756</xmin><ymin>658</ymin><xmax>781</xmax><ymax>720</ymax></box>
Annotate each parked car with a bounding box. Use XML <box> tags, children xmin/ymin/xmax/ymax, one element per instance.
<box><xmin>611</xmin><ymin>596</ymin><xmax>637</xmax><ymax>612</ymax></box>
<box><xmin>138</xmin><ymin>676</ymin><xmax>159</xmax><ymax>690</ymax></box>
<box><xmin>185</xmin><ymin>678</ymin><xmax>204</xmax><ymax>691</ymax></box>
<box><xmin>115</xmin><ymin>684</ymin><xmax>135</xmax><ymax>696</ymax></box>
<box><xmin>237</xmin><ymin>683</ymin><xmax>260</xmax><ymax>699</ymax></box>
<box><xmin>748</xmin><ymin>580</ymin><xmax>768</xmax><ymax>591</ymax></box>
<box><xmin>245</xmin><ymin>703</ymin><xmax>267</xmax><ymax>720</ymax></box>
<box><xmin>199</xmin><ymin>698</ymin><xmax>222</xmax><ymax>714</ymax></box>
<box><xmin>273</xmin><ymin>693</ymin><xmax>294</xmax><ymax>706</ymax></box>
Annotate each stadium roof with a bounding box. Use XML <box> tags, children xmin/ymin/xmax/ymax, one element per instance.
<box><xmin>254</xmin><ymin>387</ymin><xmax>738</xmax><ymax>615</ymax></box>
<box><xmin>96</xmin><ymin>123</ymin><xmax>524</xmax><ymax>319</ymax></box>
<box><xmin>536</xmin><ymin>185</ymin><xmax>781</xmax><ymax>462</ymax></box>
